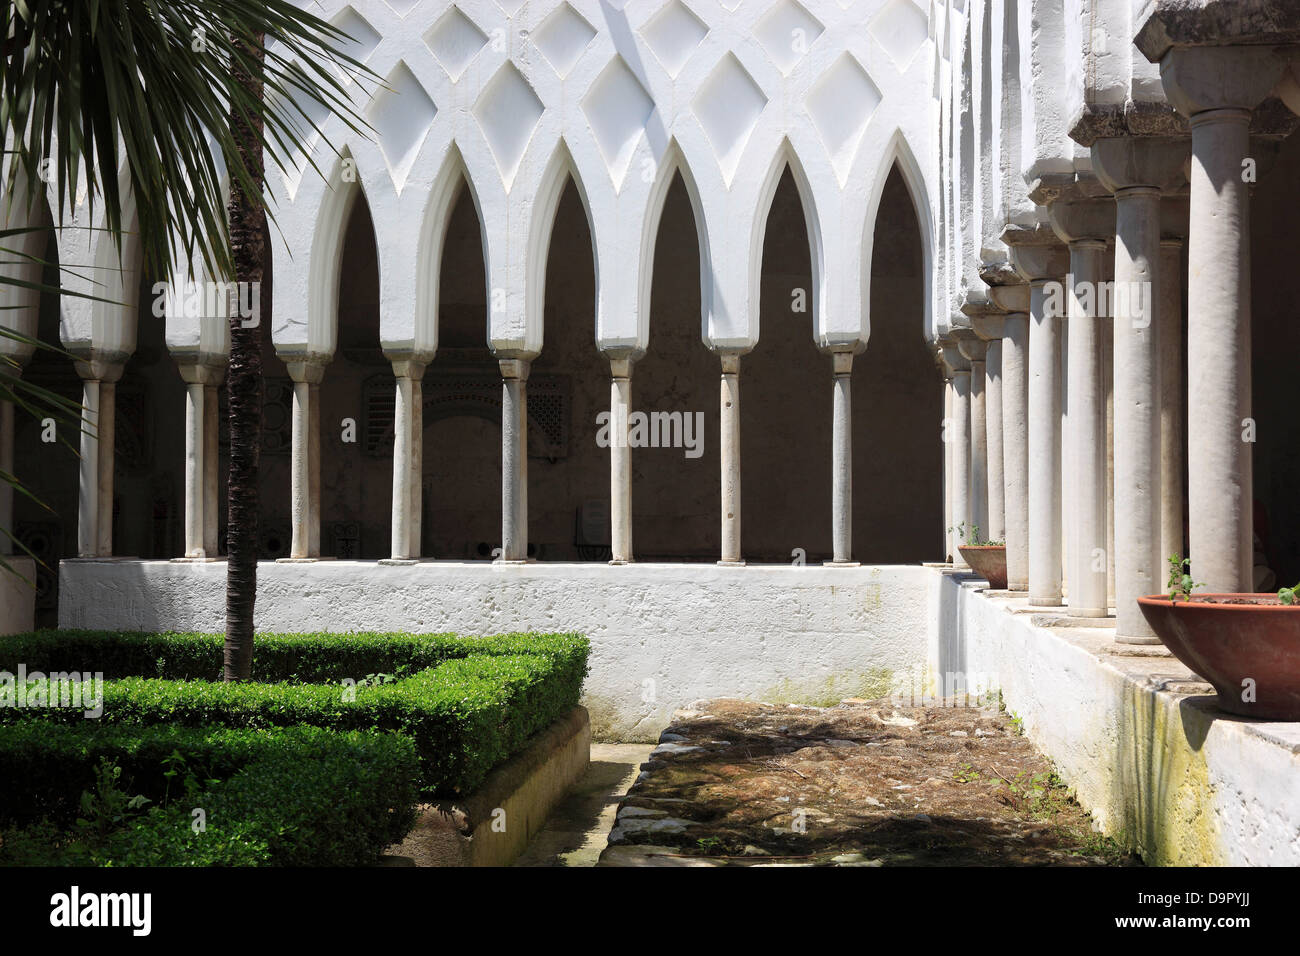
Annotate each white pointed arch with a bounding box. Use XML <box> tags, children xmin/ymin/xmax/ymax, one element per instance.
<box><xmin>0</xmin><ymin>170</ymin><xmax>55</xmax><ymax>363</ymax></box>
<box><xmin>520</xmin><ymin>139</ymin><xmax>597</xmax><ymax>359</ymax></box>
<box><xmin>862</xmin><ymin>129</ymin><xmax>937</xmax><ymax>344</ymax></box>
<box><xmin>301</xmin><ymin>147</ymin><xmax>368</xmax><ymax>362</ymax></box>
<box><xmin>634</xmin><ymin>140</ymin><xmax>711</xmax><ymax>359</ymax></box>
<box><xmin>750</xmin><ymin>138</ymin><xmax>824</xmax><ymax>349</ymax></box>
<box><xmin>413</xmin><ymin>144</ymin><xmax>488</xmax><ymax>357</ymax></box>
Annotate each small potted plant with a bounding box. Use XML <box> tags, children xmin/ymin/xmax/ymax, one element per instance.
<box><xmin>1136</xmin><ymin>555</ymin><xmax>1300</xmax><ymax>720</ymax></box>
<box><xmin>954</xmin><ymin>523</ymin><xmax>1007</xmax><ymax>590</ymax></box>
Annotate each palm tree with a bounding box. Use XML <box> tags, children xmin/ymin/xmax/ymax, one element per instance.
<box><xmin>1</xmin><ymin>0</ymin><xmax>374</xmax><ymax>678</ymax></box>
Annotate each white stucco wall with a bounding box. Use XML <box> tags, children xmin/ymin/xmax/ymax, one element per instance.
<box><xmin>59</xmin><ymin>560</ymin><xmax>937</xmax><ymax>740</ymax></box>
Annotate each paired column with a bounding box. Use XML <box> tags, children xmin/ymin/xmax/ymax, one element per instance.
<box><xmin>718</xmin><ymin>352</ymin><xmax>743</xmax><ymax>565</ymax></box>
<box><xmin>1010</xmin><ymin>240</ymin><xmax>1069</xmax><ymax>606</ymax></box>
<box><xmin>390</xmin><ymin>358</ymin><xmax>426</xmax><ymax>562</ymax></box>
<box><xmin>1158</xmin><ymin>201</ymin><xmax>1188</xmax><ymax>563</ymax></box>
<box><xmin>973</xmin><ymin>316</ymin><xmax>1005</xmax><ymax>543</ymax></box>
<box><xmin>989</xmin><ymin>283</ymin><xmax>1032</xmax><ymax>591</ymax></box>
<box><xmin>284</xmin><ymin>359</ymin><xmax>325</xmax><ymax>560</ymax></box>
<box><xmin>74</xmin><ymin>358</ymin><xmax>124</xmax><ymax>558</ymax></box>
<box><xmin>500</xmin><ymin>358</ymin><xmax>530</xmax><ymax>563</ymax></box>
<box><xmin>1048</xmin><ymin>195</ymin><xmax>1115</xmax><ymax>619</ymax></box>
<box><xmin>941</xmin><ymin>337</ymin><xmax>971</xmax><ymax>567</ymax></box>
<box><xmin>608</xmin><ymin>356</ymin><xmax>634</xmax><ymax>565</ymax></box>
<box><xmin>1093</xmin><ymin>137</ymin><xmax>1188</xmax><ymax>640</ymax></box>
<box><xmin>829</xmin><ymin>349</ymin><xmax>857</xmax><ymax>565</ymax></box>
<box><xmin>178</xmin><ymin>363</ymin><xmax>226</xmax><ymax>559</ymax></box>
<box><xmin>958</xmin><ymin>336</ymin><xmax>988</xmax><ymax>539</ymax></box>
<box><xmin>1156</xmin><ymin>46</ymin><xmax>1286</xmax><ymax>593</ymax></box>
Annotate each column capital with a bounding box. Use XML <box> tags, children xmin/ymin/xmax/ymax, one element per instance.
<box><xmin>1157</xmin><ymin>45</ymin><xmax>1288</xmax><ymax>119</ymax></box>
<box><xmin>177</xmin><ymin>362</ymin><xmax>227</xmax><ymax>387</ymax></box>
<box><xmin>1008</xmin><ymin>243</ymin><xmax>1069</xmax><ymax>285</ymax></box>
<box><xmin>987</xmin><ymin>282</ymin><xmax>1031</xmax><ymax>315</ymax></box>
<box><xmin>499</xmin><ymin>358</ymin><xmax>530</xmax><ymax>382</ymax></box>
<box><xmin>391</xmin><ymin>358</ymin><xmax>427</xmax><ymax>381</ymax></box>
<box><xmin>71</xmin><ymin>352</ymin><xmax>127</xmax><ymax>384</ymax></box>
<box><xmin>972</xmin><ymin>314</ymin><xmax>1004</xmax><ymax>341</ymax></box>
<box><xmin>941</xmin><ymin>332</ymin><xmax>973</xmax><ymax>374</ymax></box>
<box><xmin>1091</xmin><ymin>136</ymin><xmax>1190</xmax><ymax>194</ymax></box>
<box><xmin>718</xmin><ymin>351</ymin><xmax>741</xmax><ymax>375</ymax></box>
<box><xmin>1136</xmin><ymin>2</ymin><xmax>1300</xmax><ymax>64</ymax></box>
<box><xmin>1046</xmin><ymin>194</ymin><xmax>1116</xmax><ymax>246</ymax></box>
<box><xmin>831</xmin><ymin>350</ymin><xmax>853</xmax><ymax>376</ymax></box>
<box><xmin>957</xmin><ymin>334</ymin><xmax>987</xmax><ymax>364</ymax></box>
<box><xmin>609</xmin><ymin>357</ymin><xmax>634</xmax><ymax>379</ymax></box>
<box><xmin>283</xmin><ymin>358</ymin><xmax>326</xmax><ymax>385</ymax></box>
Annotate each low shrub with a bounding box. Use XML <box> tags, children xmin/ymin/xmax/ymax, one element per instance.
<box><xmin>0</xmin><ymin>724</ymin><xmax>418</xmax><ymax>866</ymax></box>
<box><xmin>0</xmin><ymin>629</ymin><xmax>587</xmax><ymax>684</ymax></box>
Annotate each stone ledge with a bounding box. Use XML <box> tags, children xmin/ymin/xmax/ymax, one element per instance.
<box><xmin>383</xmin><ymin>707</ymin><xmax>591</xmax><ymax>867</ymax></box>
<box><xmin>943</xmin><ymin>572</ymin><xmax>1300</xmax><ymax>865</ymax></box>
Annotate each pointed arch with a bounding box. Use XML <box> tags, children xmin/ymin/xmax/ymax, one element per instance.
<box><xmin>526</xmin><ymin>140</ymin><xmax>597</xmax><ymax>351</ymax></box>
<box><xmin>308</xmin><ymin>148</ymin><xmax>367</xmax><ymax>357</ymax></box>
<box><xmin>863</xmin><ymin>130</ymin><xmax>937</xmax><ymax>341</ymax></box>
<box><xmin>414</xmin><ymin>145</ymin><xmax>487</xmax><ymax>356</ymax></box>
<box><xmin>750</xmin><ymin>140</ymin><xmax>823</xmax><ymax>342</ymax></box>
<box><xmin>638</xmin><ymin>141</ymin><xmax>710</xmax><ymax>356</ymax></box>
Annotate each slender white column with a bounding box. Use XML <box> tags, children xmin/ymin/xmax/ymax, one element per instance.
<box><xmin>977</xmin><ymin>321</ymin><xmax>1006</xmax><ymax>542</ymax></box>
<box><xmin>203</xmin><ymin>382</ymin><xmax>220</xmax><ymax>556</ymax></box>
<box><xmin>944</xmin><ymin>339</ymin><xmax>972</xmax><ymax>566</ymax></box>
<box><xmin>942</xmin><ymin>365</ymin><xmax>953</xmax><ymax>560</ymax></box>
<box><xmin>609</xmin><ymin>357</ymin><xmax>633</xmax><ymax>565</ymax></box>
<box><xmin>286</xmin><ymin>360</ymin><xmax>325</xmax><ymax>560</ymax></box>
<box><xmin>1065</xmin><ymin>241</ymin><xmax>1109</xmax><ymax>617</ymax></box>
<box><xmin>500</xmin><ymin>358</ymin><xmax>530</xmax><ymax>562</ymax></box>
<box><xmin>95</xmin><ymin>381</ymin><xmax>116</xmax><ymax>557</ymax></box>
<box><xmin>0</xmin><ymin>399</ymin><xmax>13</xmax><ymax>556</ymax></box>
<box><xmin>830</xmin><ymin>350</ymin><xmax>855</xmax><ymax>564</ymax></box>
<box><xmin>390</xmin><ymin>359</ymin><xmax>427</xmax><ymax>561</ymax></box>
<box><xmin>1028</xmin><ymin>277</ymin><xmax>1063</xmax><ymax>606</ymax></box>
<box><xmin>1103</xmin><ymin>259</ymin><xmax>1116</xmax><ymax>607</ymax></box>
<box><xmin>1187</xmin><ymin>111</ymin><xmax>1252</xmax><ymax>592</ymax></box>
<box><xmin>959</xmin><ymin>337</ymin><xmax>989</xmax><ymax>539</ymax></box>
<box><xmin>719</xmin><ymin>352</ymin><xmax>743</xmax><ymax>565</ymax></box>
<box><xmin>184</xmin><ymin>382</ymin><xmax>206</xmax><ymax>557</ymax></box>
<box><xmin>1155</xmin><ymin>45</ymin><xmax>1284</xmax><ymax>593</ymax></box>
<box><xmin>1001</xmin><ymin>312</ymin><xmax>1030</xmax><ymax>590</ymax></box>
<box><xmin>77</xmin><ymin>379</ymin><xmax>101</xmax><ymax>557</ymax></box>
<box><xmin>1159</xmin><ymin>236</ymin><xmax>1184</xmax><ymax>563</ymax></box>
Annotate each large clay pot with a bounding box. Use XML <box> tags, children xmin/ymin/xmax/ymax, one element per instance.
<box><xmin>1137</xmin><ymin>594</ymin><xmax>1300</xmax><ymax>720</ymax></box>
<box><xmin>958</xmin><ymin>545</ymin><xmax>1007</xmax><ymax>590</ymax></box>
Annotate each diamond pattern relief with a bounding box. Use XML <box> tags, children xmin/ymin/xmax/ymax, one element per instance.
<box><xmin>869</xmin><ymin>0</ymin><xmax>929</xmax><ymax>71</ymax></box>
<box><xmin>367</xmin><ymin>61</ymin><xmax>438</xmax><ymax>192</ymax></box>
<box><xmin>582</xmin><ymin>57</ymin><xmax>655</xmax><ymax>187</ymax></box>
<box><xmin>474</xmin><ymin>63</ymin><xmax>545</xmax><ymax>187</ymax></box>
<box><xmin>534</xmin><ymin>3</ymin><xmax>597</xmax><ymax>77</ymax></box>
<box><xmin>753</xmin><ymin>0</ymin><xmax>824</xmax><ymax>75</ymax></box>
<box><xmin>424</xmin><ymin>6</ymin><xmax>488</xmax><ymax>81</ymax></box>
<box><xmin>805</xmin><ymin>53</ymin><xmax>880</xmax><ymax>186</ymax></box>
<box><xmin>692</xmin><ymin>53</ymin><xmax>767</xmax><ymax>186</ymax></box>
<box><xmin>641</xmin><ymin>0</ymin><xmax>709</xmax><ymax>78</ymax></box>
<box><xmin>330</xmin><ymin>7</ymin><xmax>381</xmax><ymax>82</ymax></box>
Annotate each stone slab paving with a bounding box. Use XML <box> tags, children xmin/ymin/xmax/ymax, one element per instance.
<box><xmin>514</xmin><ymin>744</ymin><xmax>655</xmax><ymax>867</ymax></box>
<box><xmin>597</xmin><ymin>697</ymin><xmax>1141</xmax><ymax>867</ymax></box>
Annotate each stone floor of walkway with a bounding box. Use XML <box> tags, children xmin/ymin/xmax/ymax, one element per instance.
<box><xmin>513</xmin><ymin>743</ymin><xmax>655</xmax><ymax>866</ymax></box>
<box><xmin>588</xmin><ymin>697</ymin><xmax>1142</xmax><ymax>867</ymax></box>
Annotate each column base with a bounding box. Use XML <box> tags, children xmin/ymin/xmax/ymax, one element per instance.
<box><xmin>1114</xmin><ymin>634</ymin><xmax>1164</xmax><ymax>646</ymax></box>
<box><xmin>608</xmin><ymin>559</ymin><xmax>633</xmax><ymax>566</ymax></box>
<box><xmin>823</xmin><ymin>560</ymin><xmax>861</xmax><ymax>568</ymax></box>
<box><xmin>275</xmin><ymin>557</ymin><xmax>337</xmax><ymax>564</ymax></box>
<box><xmin>494</xmin><ymin>558</ymin><xmax>535</xmax><ymax>566</ymax></box>
<box><xmin>379</xmin><ymin>558</ymin><xmax>420</xmax><ymax>567</ymax></box>
<box><xmin>171</xmin><ymin>556</ymin><xmax>225</xmax><ymax>564</ymax></box>
<box><xmin>716</xmin><ymin>560</ymin><xmax>746</xmax><ymax>567</ymax></box>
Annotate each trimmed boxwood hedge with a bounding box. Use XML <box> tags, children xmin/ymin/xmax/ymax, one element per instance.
<box><xmin>0</xmin><ymin>631</ymin><xmax>590</xmax><ymax>797</ymax></box>
<box><xmin>0</xmin><ymin>723</ymin><xmax>419</xmax><ymax>866</ymax></box>
<box><xmin>0</xmin><ymin>629</ymin><xmax>584</xmax><ymax>683</ymax></box>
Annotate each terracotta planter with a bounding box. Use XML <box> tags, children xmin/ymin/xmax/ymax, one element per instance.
<box><xmin>957</xmin><ymin>545</ymin><xmax>1007</xmax><ymax>590</ymax></box>
<box><xmin>1137</xmin><ymin>594</ymin><xmax>1300</xmax><ymax>721</ymax></box>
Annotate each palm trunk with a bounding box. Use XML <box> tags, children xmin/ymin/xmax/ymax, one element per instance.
<box><xmin>224</xmin><ymin>31</ymin><xmax>266</xmax><ymax>681</ymax></box>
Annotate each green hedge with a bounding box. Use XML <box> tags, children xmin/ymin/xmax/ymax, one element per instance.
<box><xmin>0</xmin><ymin>629</ymin><xmax>585</xmax><ymax>683</ymax></box>
<box><xmin>0</xmin><ymin>724</ymin><xmax>419</xmax><ymax>866</ymax></box>
<box><xmin>0</xmin><ymin>631</ymin><xmax>590</xmax><ymax>796</ymax></box>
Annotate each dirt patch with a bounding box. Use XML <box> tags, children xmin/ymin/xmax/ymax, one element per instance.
<box><xmin>597</xmin><ymin>697</ymin><xmax>1139</xmax><ymax>867</ymax></box>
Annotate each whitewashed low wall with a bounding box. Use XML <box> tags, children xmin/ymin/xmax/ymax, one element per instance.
<box><xmin>59</xmin><ymin>560</ymin><xmax>937</xmax><ymax>741</ymax></box>
<box><xmin>944</xmin><ymin>571</ymin><xmax>1300</xmax><ymax>867</ymax></box>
